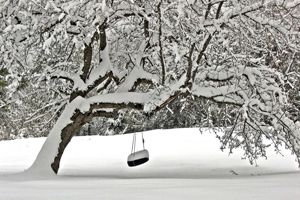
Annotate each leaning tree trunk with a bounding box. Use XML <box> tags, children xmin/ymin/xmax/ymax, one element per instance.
<box><xmin>26</xmin><ymin>98</ymin><xmax>92</xmax><ymax>175</ymax></box>
<box><xmin>51</xmin><ymin>111</ymin><xmax>91</xmax><ymax>173</ymax></box>
<box><xmin>26</xmin><ymin>20</ymin><xmax>114</xmax><ymax>175</ymax></box>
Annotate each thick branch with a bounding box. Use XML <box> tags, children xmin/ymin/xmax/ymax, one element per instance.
<box><xmin>51</xmin><ymin>74</ymin><xmax>74</xmax><ymax>84</ymax></box>
<box><xmin>129</xmin><ymin>78</ymin><xmax>155</xmax><ymax>92</ymax></box>
<box><xmin>80</xmin><ymin>19</ymin><xmax>107</xmax><ymax>82</ymax></box>
<box><xmin>81</xmin><ymin>44</ymin><xmax>93</xmax><ymax>81</ymax></box>
<box><xmin>92</xmin><ymin>110</ymin><xmax>118</xmax><ymax>118</ymax></box>
<box><xmin>186</xmin><ymin>43</ymin><xmax>196</xmax><ymax>85</ymax></box>
<box><xmin>70</xmin><ymin>71</ymin><xmax>113</xmax><ymax>101</ymax></box>
<box><xmin>91</xmin><ymin>102</ymin><xmax>144</xmax><ymax>111</ymax></box>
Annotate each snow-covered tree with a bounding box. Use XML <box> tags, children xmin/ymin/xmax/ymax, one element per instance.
<box><xmin>1</xmin><ymin>0</ymin><xmax>300</xmax><ymax>175</ymax></box>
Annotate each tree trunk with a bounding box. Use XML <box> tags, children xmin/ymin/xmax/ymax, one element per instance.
<box><xmin>26</xmin><ymin>98</ymin><xmax>91</xmax><ymax>175</ymax></box>
<box><xmin>51</xmin><ymin>111</ymin><xmax>91</xmax><ymax>173</ymax></box>
<box><xmin>26</xmin><ymin>94</ymin><xmax>141</xmax><ymax>175</ymax></box>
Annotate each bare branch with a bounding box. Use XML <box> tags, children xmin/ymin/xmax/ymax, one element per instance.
<box><xmin>157</xmin><ymin>1</ymin><xmax>166</xmax><ymax>85</ymax></box>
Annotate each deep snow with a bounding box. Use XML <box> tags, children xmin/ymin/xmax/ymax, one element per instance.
<box><xmin>0</xmin><ymin>128</ymin><xmax>300</xmax><ymax>200</ymax></box>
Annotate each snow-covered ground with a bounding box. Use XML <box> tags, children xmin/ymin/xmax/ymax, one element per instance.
<box><xmin>0</xmin><ymin>128</ymin><xmax>299</xmax><ymax>200</ymax></box>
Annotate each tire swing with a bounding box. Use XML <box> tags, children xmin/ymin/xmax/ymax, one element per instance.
<box><xmin>127</xmin><ymin>133</ymin><xmax>149</xmax><ymax>167</ymax></box>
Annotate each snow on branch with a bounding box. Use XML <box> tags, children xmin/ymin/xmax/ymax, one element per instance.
<box><xmin>116</xmin><ymin>40</ymin><xmax>159</xmax><ymax>92</ymax></box>
<box><xmin>87</xmin><ymin>92</ymin><xmax>151</xmax><ymax>111</ymax></box>
<box><xmin>117</xmin><ymin>67</ymin><xmax>159</xmax><ymax>92</ymax></box>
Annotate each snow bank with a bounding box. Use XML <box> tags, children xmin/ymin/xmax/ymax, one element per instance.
<box><xmin>0</xmin><ymin>128</ymin><xmax>300</xmax><ymax>200</ymax></box>
<box><xmin>0</xmin><ymin>128</ymin><xmax>298</xmax><ymax>177</ymax></box>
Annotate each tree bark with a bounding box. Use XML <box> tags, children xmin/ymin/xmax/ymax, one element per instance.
<box><xmin>51</xmin><ymin>110</ymin><xmax>91</xmax><ymax>173</ymax></box>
